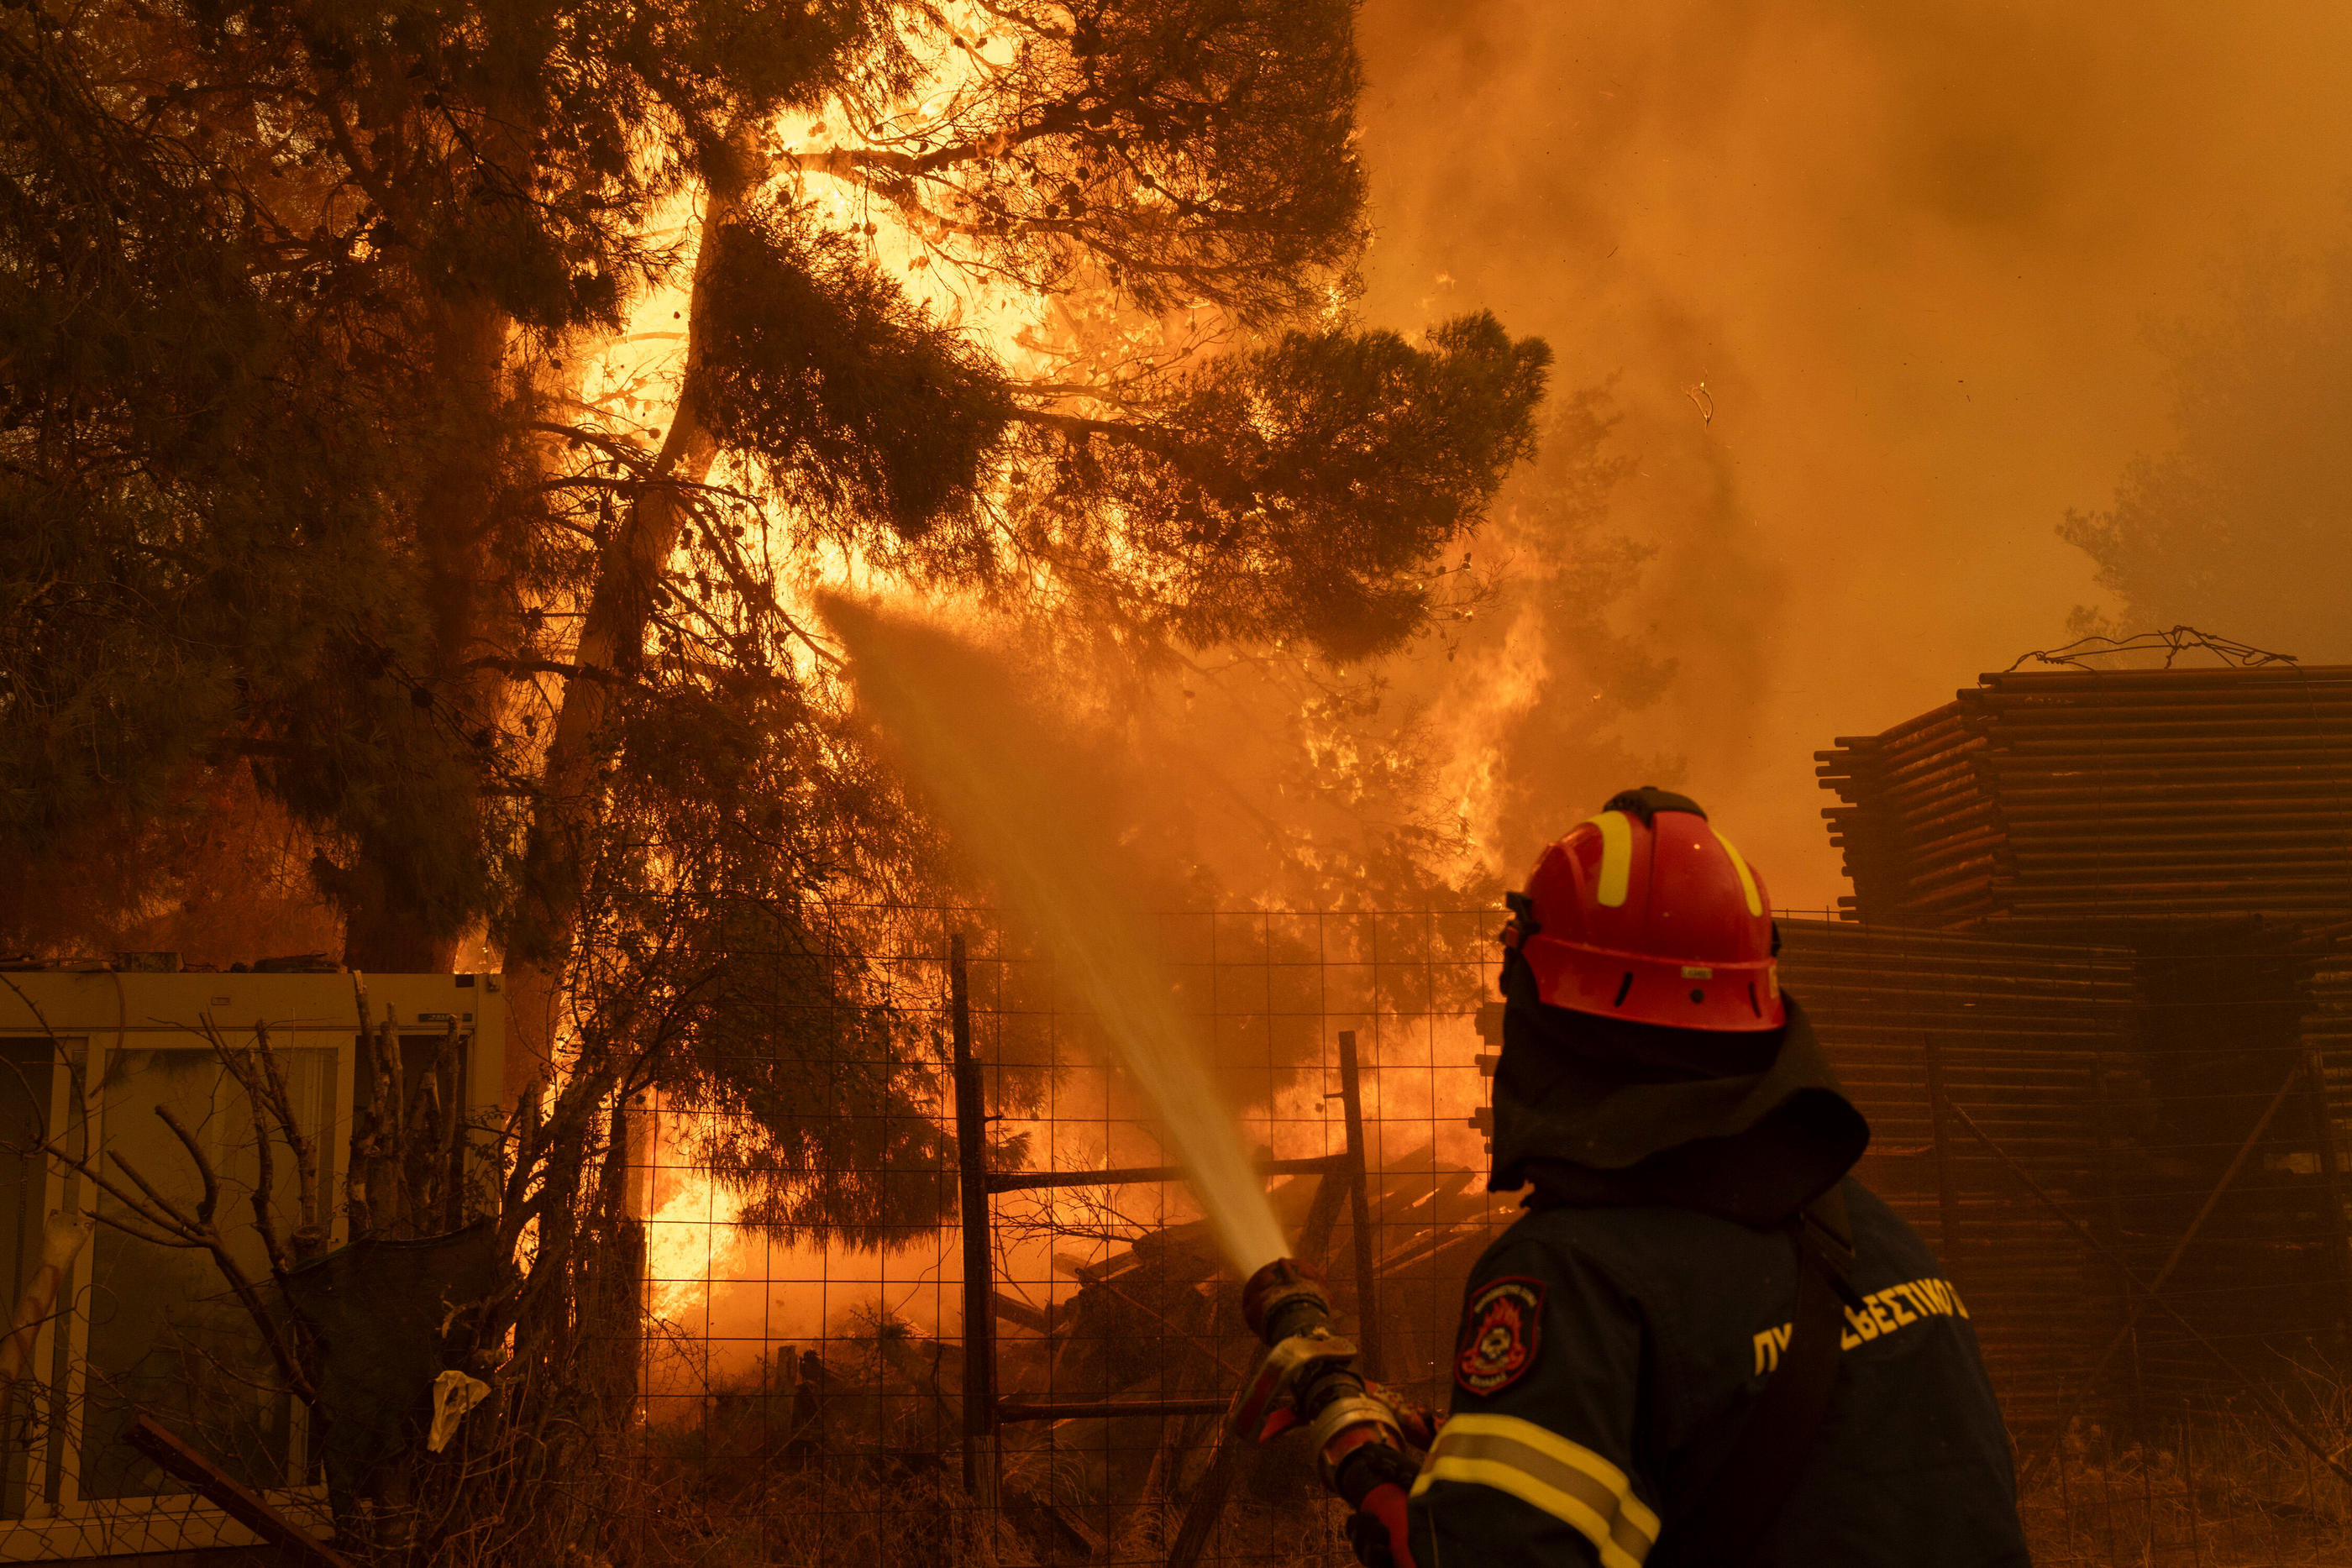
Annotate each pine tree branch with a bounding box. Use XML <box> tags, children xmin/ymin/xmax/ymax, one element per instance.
<box><xmin>500</xmin><ymin>121</ymin><xmax>770</xmax><ymax>1080</ymax></box>
<box><xmin>313</xmin><ymin>96</ymin><xmax>397</xmax><ymax>222</ymax></box>
<box><xmin>1004</xmin><ymin>406</ymin><xmax>1168</xmax><ymax>448</ymax></box>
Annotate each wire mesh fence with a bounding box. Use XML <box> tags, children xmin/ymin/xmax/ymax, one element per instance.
<box><xmin>612</xmin><ymin>907</ymin><xmax>2352</xmax><ymax>1566</ymax></box>
<box><xmin>629</xmin><ymin>907</ymin><xmax>1517</xmax><ymax>1567</ymax></box>
<box><xmin>13</xmin><ymin>915</ymin><xmax>2352</xmax><ymax>1561</ymax></box>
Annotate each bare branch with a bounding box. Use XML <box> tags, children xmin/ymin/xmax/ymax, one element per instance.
<box><xmin>347</xmin><ymin>1011</ymin><xmax>376</xmax><ymax>1238</ymax></box>
<box><xmin>380</xmin><ymin>1020</ymin><xmax>410</xmax><ymax>1234</ymax></box>
<box><xmin>246</xmin><ymin>1070</ymin><xmax>286</xmax><ymax>1277</ymax></box>
<box><xmin>197</xmin><ymin>1240</ymin><xmax>316</xmax><ymax>1406</ymax></box>
<box><xmin>153</xmin><ymin>1106</ymin><xmax>220</xmax><ymax>1229</ymax></box>
<box><xmin>108</xmin><ymin>1111</ymin><xmax>318</xmax><ymax>1402</ymax></box>
<box><xmin>437</xmin><ymin>1027</ymin><xmax>466</xmax><ymax>1232</ymax></box>
<box><xmin>252</xmin><ymin>1022</ymin><xmax>324</xmax><ymax>1261</ymax></box>
<box><xmin>106</xmin><ymin>1146</ymin><xmax>198</xmax><ymax>1235</ymax></box>
<box><xmin>32</xmin><ymin>1132</ymin><xmax>198</xmax><ymax>1245</ymax></box>
<box><xmin>0</xmin><ymin>973</ymin><xmax>96</xmax><ymax>1162</ymax></box>
<box><xmin>199</xmin><ymin>1015</ymin><xmax>286</xmax><ymax>1279</ymax></box>
<box><xmin>410</xmin><ymin>1035</ymin><xmax>445</xmax><ymax>1223</ymax></box>
<box><xmin>87</xmin><ymin>1209</ymin><xmax>205</xmax><ymax>1250</ymax></box>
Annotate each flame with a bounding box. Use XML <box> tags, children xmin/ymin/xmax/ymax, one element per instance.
<box><xmin>643</xmin><ymin>1169</ymin><xmax>747</xmax><ymax>1325</ymax></box>
<box><xmin>562</xmin><ymin>0</ymin><xmax>1533</xmax><ymax>1334</ymax></box>
<box><xmin>1430</xmin><ymin>596</ymin><xmax>1556</xmax><ymax>884</ymax></box>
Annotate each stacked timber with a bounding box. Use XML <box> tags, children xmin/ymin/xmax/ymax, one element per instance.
<box><xmin>1781</xmin><ymin>916</ymin><xmax>2352</xmax><ymax>1425</ymax></box>
<box><xmin>1817</xmin><ymin>664</ymin><xmax>2352</xmax><ymax>929</ymax></box>
<box><xmin>2302</xmin><ymin>919</ymin><xmax>2352</xmax><ymax>1235</ymax></box>
<box><xmin>1775</xmin><ymin>919</ymin><xmax>2139</xmax><ymax>1436</ymax></box>
<box><xmin>2307</xmin><ymin>918</ymin><xmax>2352</xmax><ymax>1060</ymax></box>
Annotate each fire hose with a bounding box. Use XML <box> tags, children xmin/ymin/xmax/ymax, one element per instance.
<box><xmin>1234</xmin><ymin>1257</ymin><xmax>1430</xmax><ymax>1568</ymax></box>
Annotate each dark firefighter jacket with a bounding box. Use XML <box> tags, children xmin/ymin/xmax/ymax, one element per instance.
<box><xmin>1406</xmin><ymin>967</ymin><xmax>2029</xmax><ymax>1568</ymax></box>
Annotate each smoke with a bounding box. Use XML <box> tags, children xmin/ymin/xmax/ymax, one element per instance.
<box><xmin>2061</xmin><ymin>237</ymin><xmax>2352</xmax><ymax>663</ymax></box>
<box><xmin>1352</xmin><ymin>0</ymin><xmax>2352</xmax><ymax>905</ymax></box>
<box><xmin>821</xmin><ymin>595</ymin><xmax>1291</xmax><ymax>1278</ymax></box>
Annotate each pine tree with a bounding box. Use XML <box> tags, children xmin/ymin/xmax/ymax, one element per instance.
<box><xmin>786</xmin><ymin>0</ymin><xmax>1367</xmax><ymax>324</ymax></box>
<box><xmin>3</xmin><ymin>0</ymin><xmax>1562</xmax><ymax>1548</ymax></box>
<box><xmin>1</xmin><ymin>0</ymin><xmax>923</xmax><ymax>951</ymax></box>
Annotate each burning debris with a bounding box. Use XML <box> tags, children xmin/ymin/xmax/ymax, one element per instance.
<box><xmin>702</xmin><ymin>1154</ymin><xmax>1500</xmax><ymax>1564</ymax></box>
<box><xmin>978</xmin><ymin>1020</ymin><xmax>1493</xmax><ymax>1561</ymax></box>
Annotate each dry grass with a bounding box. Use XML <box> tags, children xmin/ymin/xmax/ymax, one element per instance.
<box><xmin>507</xmin><ymin>1328</ymin><xmax>2352</xmax><ymax>1568</ymax></box>
<box><xmin>606</xmin><ymin>1403</ymin><xmax>2352</xmax><ymax>1568</ymax></box>
<box><xmin>601</xmin><ymin>1356</ymin><xmax>1358</xmax><ymax>1568</ymax></box>
<box><xmin>2020</xmin><ymin>1408</ymin><xmax>2352</xmax><ymax>1567</ymax></box>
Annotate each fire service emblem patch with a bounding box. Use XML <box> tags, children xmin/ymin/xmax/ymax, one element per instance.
<box><xmin>1455</xmin><ymin>1277</ymin><xmax>1545</xmax><ymax>1395</ymax></box>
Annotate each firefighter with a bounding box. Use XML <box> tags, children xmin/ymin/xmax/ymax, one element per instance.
<box><xmin>1368</xmin><ymin>788</ymin><xmax>2029</xmax><ymax>1568</ymax></box>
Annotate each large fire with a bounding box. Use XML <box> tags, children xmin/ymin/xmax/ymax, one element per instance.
<box><xmin>575</xmin><ymin>2</ymin><xmax>1530</xmax><ymax>1382</ymax></box>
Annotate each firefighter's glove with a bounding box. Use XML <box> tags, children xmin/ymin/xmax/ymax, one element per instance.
<box><xmin>1345</xmin><ymin>1486</ymin><xmax>1414</xmax><ymax>1568</ymax></box>
<box><xmin>1336</xmin><ymin>1443</ymin><xmax>1421</xmax><ymax>1568</ymax></box>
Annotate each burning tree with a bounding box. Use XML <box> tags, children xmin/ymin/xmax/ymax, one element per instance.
<box><xmin>0</xmin><ymin>0</ymin><xmax>1550</xmax><ymax>1556</ymax></box>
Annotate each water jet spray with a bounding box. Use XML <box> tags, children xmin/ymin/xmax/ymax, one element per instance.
<box><xmin>827</xmin><ymin>599</ymin><xmax>1424</xmax><ymax>1559</ymax></box>
<box><xmin>821</xmin><ymin>596</ymin><xmax>1286</xmax><ymax>1277</ymax></box>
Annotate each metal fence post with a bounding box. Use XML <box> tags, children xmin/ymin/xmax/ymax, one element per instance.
<box><xmin>2300</xmin><ymin>1036</ymin><xmax>2352</xmax><ymax>1335</ymax></box>
<box><xmin>1923</xmin><ymin>1029</ymin><xmax>1962</xmax><ymax>1264</ymax></box>
<box><xmin>951</xmin><ymin>934</ymin><xmax>996</xmax><ymax>1505</ymax></box>
<box><xmin>1338</xmin><ymin>1030</ymin><xmax>1381</xmax><ymax>1382</ymax></box>
<box><xmin>2091</xmin><ymin>1047</ymin><xmax>2146</xmax><ymax>1434</ymax></box>
<box><xmin>2181</xmin><ymin>1402</ymin><xmax>2203</xmax><ymax>1568</ymax></box>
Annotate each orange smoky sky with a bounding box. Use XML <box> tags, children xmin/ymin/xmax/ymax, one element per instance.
<box><xmin>1352</xmin><ymin>0</ymin><xmax>2352</xmax><ymax>908</ymax></box>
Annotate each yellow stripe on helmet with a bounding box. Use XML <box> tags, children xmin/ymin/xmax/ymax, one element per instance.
<box><xmin>1583</xmin><ymin>811</ymin><xmax>1634</xmax><ymax>907</ymax></box>
<box><xmin>1713</xmin><ymin>828</ymin><xmax>1762</xmax><ymax>916</ymax></box>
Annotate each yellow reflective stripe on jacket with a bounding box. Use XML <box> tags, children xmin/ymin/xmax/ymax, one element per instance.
<box><xmin>1412</xmin><ymin>1413</ymin><xmax>1659</xmax><ymax>1568</ymax></box>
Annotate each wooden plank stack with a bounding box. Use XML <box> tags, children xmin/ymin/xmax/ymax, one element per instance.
<box><xmin>1816</xmin><ymin>664</ymin><xmax>2352</xmax><ymax>929</ymax></box>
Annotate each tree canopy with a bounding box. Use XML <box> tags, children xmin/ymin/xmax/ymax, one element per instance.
<box><xmin>1010</xmin><ymin>311</ymin><xmax>1548</xmax><ymax>658</ymax></box>
<box><xmin>1</xmin><ymin>0</ymin><xmax>1549</xmax><ymax>1258</ymax></box>
<box><xmin>1</xmin><ymin>0</ymin><xmax>1562</xmax><ymax>1550</ymax></box>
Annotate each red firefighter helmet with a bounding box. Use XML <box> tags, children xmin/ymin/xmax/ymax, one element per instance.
<box><xmin>1507</xmin><ymin>787</ymin><xmax>1782</xmax><ymax>1032</ymax></box>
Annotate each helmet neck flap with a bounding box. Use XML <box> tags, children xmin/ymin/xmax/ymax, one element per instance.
<box><xmin>1487</xmin><ymin>948</ymin><xmax>1869</xmax><ymax>1224</ymax></box>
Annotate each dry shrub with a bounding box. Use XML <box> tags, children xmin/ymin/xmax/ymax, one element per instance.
<box><xmin>2021</xmin><ymin>1392</ymin><xmax>2352</xmax><ymax>1567</ymax></box>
